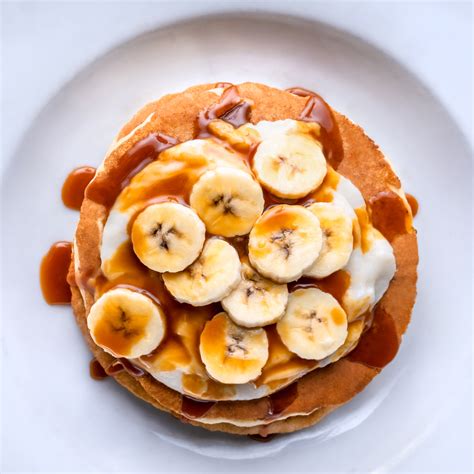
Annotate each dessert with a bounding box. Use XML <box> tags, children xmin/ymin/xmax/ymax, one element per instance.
<box><xmin>40</xmin><ymin>82</ymin><xmax>418</xmax><ymax>437</ymax></box>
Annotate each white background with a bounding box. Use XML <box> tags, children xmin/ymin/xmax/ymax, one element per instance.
<box><xmin>1</xmin><ymin>1</ymin><xmax>472</xmax><ymax>472</ymax></box>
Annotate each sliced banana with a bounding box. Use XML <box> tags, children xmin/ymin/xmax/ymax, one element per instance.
<box><xmin>222</xmin><ymin>262</ymin><xmax>288</xmax><ymax>328</ymax></box>
<box><xmin>131</xmin><ymin>202</ymin><xmax>205</xmax><ymax>273</ymax></box>
<box><xmin>304</xmin><ymin>203</ymin><xmax>354</xmax><ymax>278</ymax></box>
<box><xmin>248</xmin><ymin>204</ymin><xmax>323</xmax><ymax>283</ymax></box>
<box><xmin>199</xmin><ymin>312</ymin><xmax>269</xmax><ymax>384</ymax></box>
<box><xmin>277</xmin><ymin>288</ymin><xmax>348</xmax><ymax>360</ymax></box>
<box><xmin>88</xmin><ymin>288</ymin><xmax>166</xmax><ymax>359</ymax></box>
<box><xmin>252</xmin><ymin>134</ymin><xmax>327</xmax><ymax>199</ymax></box>
<box><xmin>162</xmin><ymin>238</ymin><xmax>241</xmax><ymax>306</ymax></box>
<box><xmin>189</xmin><ymin>167</ymin><xmax>264</xmax><ymax>237</ymax></box>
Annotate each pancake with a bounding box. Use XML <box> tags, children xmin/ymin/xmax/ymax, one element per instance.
<box><xmin>70</xmin><ymin>82</ymin><xmax>418</xmax><ymax>436</ymax></box>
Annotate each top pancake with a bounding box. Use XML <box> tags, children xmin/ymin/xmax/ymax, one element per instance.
<box><xmin>70</xmin><ymin>82</ymin><xmax>418</xmax><ymax>436</ymax></box>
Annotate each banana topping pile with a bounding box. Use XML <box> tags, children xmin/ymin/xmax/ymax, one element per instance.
<box><xmin>91</xmin><ymin>117</ymin><xmax>396</xmax><ymax>402</ymax></box>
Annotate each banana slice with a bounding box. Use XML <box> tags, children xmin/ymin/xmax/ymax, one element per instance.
<box><xmin>131</xmin><ymin>202</ymin><xmax>205</xmax><ymax>273</ymax></box>
<box><xmin>162</xmin><ymin>238</ymin><xmax>241</xmax><ymax>306</ymax></box>
<box><xmin>189</xmin><ymin>167</ymin><xmax>264</xmax><ymax>237</ymax></box>
<box><xmin>222</xmin><ymin>262</ymin><xmax>288</xmax><ymax>328</ymax></box>
<box><xmin>88</xmin><ymin>288</ymin><xmax>166</xmax><ymax>359</ymax></box>
<box><xmin>277</xmin><ymin>288</ymin><xmax>348</xmax><ymax>360</ymax></box>
<box><xmin>199</xmin><ymin>312</ymin><xmax>269</xmax><ymax>384</ymax></box>
<box><xmin>304</xmin><ymin>203</ymin><xmax>354</xmax><ymax>278</ymax></box>
<box><xmin>252</xmin><ymin>134</ymin><xmax>327</xmax><ymax>199</ymax></box>
<box><xmin>248</xmin><ymin>204</ymin><xmax>323</xmax><ymax>283</ymax></box>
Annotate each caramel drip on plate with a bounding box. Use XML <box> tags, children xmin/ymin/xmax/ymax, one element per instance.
<box><xmin>89</xmin><ymin>358</ymin><xmax>108</xmax><ymax>380</ymax></box>
<box><xmin>406</xmin><ymin>193</ymin><xmax>419</xmax><ymax>217</ymax></box>
<box><xmin>40</xmin><ymin>241</ymin><xmax>72</xmax><ymax>305</ymax></box>
<box><xmin>61</xmin><ymin>166</ymin><xmax>96</xmax><ymax>210</ymax></box>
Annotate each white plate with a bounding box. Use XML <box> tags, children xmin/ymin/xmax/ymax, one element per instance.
<box><xmin>1</xmin><ymin>12</ymin><xmax>471</xmax><ymax>472</ymax></box>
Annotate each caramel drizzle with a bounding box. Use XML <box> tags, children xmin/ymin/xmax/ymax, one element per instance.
<box><xmin>181</xmin><ymin>396</ymin><xmax>215</xmax><ymax>418</ymax></box>
<box><xmin>40</xmin><ymin>241</ymin><xmax>73</xmax><ymax>305</ymax></box>
<box><xmin>267</xmin><ymin>382</ymin><xmax>298</xmax><ymax>416</ymax></box>
<box><xmin>196</xmin><ymin>85</ymin><xmax>251</xmax><ymax>138</ymax></box>
<box><xmin>369</xmin><ymin>190</ymin><xmax>412</xmax><ymax>242</ymax></box>
<box><xmin>61</xmin><ymin>166</ymin><xmax>96</xmax><ymax>211</ymax></box>
<box><xmin>86</xmin><ymin>133</ymin><xmax>178</xmax><ymax>209</ymax></box>
<box><xmin>286</xmin><ymin>87</ymin><xmax>344</xmax><ymax>170</ymax></box>
<box><xmin>89</xmin><ymin>358</ymin><xmax>108</xmax><ymax>380</ymax></box>
<box><xmin>406</xmin><ymin>193</ymin><xmax>419</xmax><ymax>217</ymax></box>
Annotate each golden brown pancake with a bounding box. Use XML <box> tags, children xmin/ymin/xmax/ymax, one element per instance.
<box><xmin>70</xmin><ymin>82</ymin><xmax>418</xmax><ymax>436</ymax></box>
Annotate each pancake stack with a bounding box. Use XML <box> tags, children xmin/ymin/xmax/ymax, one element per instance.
<box><xmin>69</xmin><ymin>82</ymin><xmax>418</xmax><ymax>435</ymax></box>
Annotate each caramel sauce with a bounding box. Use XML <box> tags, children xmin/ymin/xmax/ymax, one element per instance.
<box><xmin>40</xmin><ymin>241</ymin><xmax>72</xmax><ymax>305</ymax></box>
<box><xmin>89</xmin><ymin>358</ymin><xmax>108</xmax><ymax>380</ymax></box>
<box><xmin>227</xmin><ymin>235</ymin><xmax>249</xmax><ymax>259</ymax></box>
<box><xmin>146</xmin><ymin>336</ymin><xmax>192</xmax><ymax>372</ymax></box>
<box><xmin>181</xmin><ymin>396</ymin><xmax>215</xmax><ymax>418</ymax></box>
<box><xmin>301</xmin><ymin>166</ymin><xmax>340</xmax><ymax>204</ymax></box>
<box><xmin>107</xmin><ymin>358</ymin><xmax>145</xmax><ymax>377</ymax></box>
<box><xmin>369</xmin><ymin>191</ymin><xmax>411</xmax><ymax>241</ymax></box>
<box><xmin>252</xmin><ymin>205</ymin><xmax>299</xmax><ymax>235</ymax></box>
<box><xmin>61</xmin><ymin>166</ymin><xmax>96</xmax><ymax>210</ymax></box>
<box><xmin>196</xmin><ymin>86</ymin><xmax>251</xmax><ymax>138</ymax></box>
<box><xmin>119</xmin><ymin>162</ymin><xmax>204</xmax><ymax>214</ymax></box>
<box><xmin>286</xmin><ymin>87</ymin><xmax>344</xmax><ymax>170</ymax></box>
<box><xmin>331</xmin><ymin>307</ymin><xmax>346</xmax><ymax>326</ymax></box>
<box><xmin>289</xmin><ymin>270</ymin><xmax>351</xmax><ymax>307</ymax></box>
<box><xmin>406</xmin><ymin>193</ymin><xmax>419</xmax><ymax>217</ymax></box>
<box><xmin>86</xmin><ymin>133</ymin><xmax>178</xmax><ymax>209</ymax></box>
<box><xmin>263</xmin><ymin>190</ymin><xmax>298</xmax><ymax>209</ymax></box>
<box><xmin>245</xmin><ymin>142</ymin><xmax>259</xmax><ymax>168</ymax></box>
<box><xmin>285</xmin><ymin>87</ymin><xmax>318</xmax><ymax>98</ymax></box>
<box><xmin>267</xmin><ymin>382</ymin><xmax>298</xmax><ymax>416</ymax></box>
<box><xmin>348</xmin><ymin>307</ymin><xmax>399</xmax><ymax>368</ymax></box>
<box><xmin>354</xmin><ymin>208</ymin><xmax>372</xmax><ymax>253</ymax></box>
<box><xmin>220</xmin><ymin>102</ymin><xmax>252</xmax><ymax>128</ymax></box>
